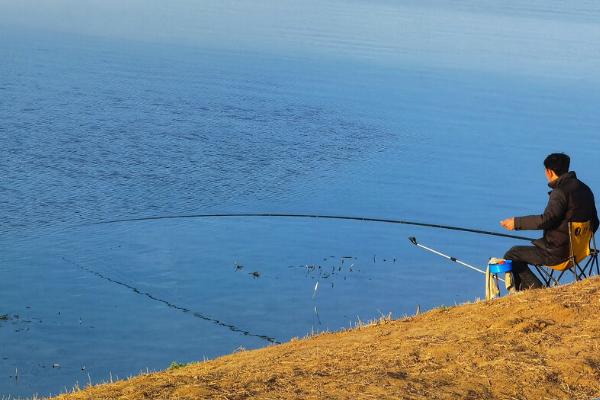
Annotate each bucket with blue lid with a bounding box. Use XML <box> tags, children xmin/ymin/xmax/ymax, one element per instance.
<box><xmin>488</xmin><ymin>258</ymin><xmax>513</xmax><ymax>273</ymax></box>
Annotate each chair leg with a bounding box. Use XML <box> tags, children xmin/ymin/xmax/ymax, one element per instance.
<box><xmin>534</xmin><ymin>266</ymin><xmax>558</xmax><ymax>287</ymax></box>
<box><xmin>555</xmin><ymin>269</ymin><xmax>568</xmax><ymax>285</ymax></box>
<box><xmin>580</xmin><ymin>253</ymin><xmax>599</xmax><ymax>278</ymax></box>
<box><xmin>581</xmin><ymin>258</ymin><xmax>593</xmax><ymax>278</ymax></box>
<box><xmin>574</xmin><ymin>261</ymin><xmax>587</xmax><ymax>280</ymax></box>
<box><xmin>533</xmin><ymin>266</ymin><xmax>550</xmax><ymax>287</ymax></box>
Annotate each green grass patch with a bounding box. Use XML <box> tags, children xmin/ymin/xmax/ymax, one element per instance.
<box><xmin>168</xmin><ymin>361</ymin><xmax>189</xmax><ymax>370</ymax></box>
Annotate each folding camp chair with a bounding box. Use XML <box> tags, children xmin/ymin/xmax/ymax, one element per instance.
<box><xmin>533</xmin><ymin>221</ymin><xmax>600</xmax><ymax>287</ymax></box>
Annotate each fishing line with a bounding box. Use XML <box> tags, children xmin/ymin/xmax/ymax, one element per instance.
<box><xmin>84</xmin><ymin>212</ymin><xmax>535</xmax><ymax>241</ymax></box>
<box><xmin>62</xmin><ymin>256</ymin><xmax>280</xmax><ymax>344</ymax></box>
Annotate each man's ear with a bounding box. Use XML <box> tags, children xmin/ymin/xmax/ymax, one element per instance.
<box><xmin>545</xmin><ymin>168</ymin><xmax>558</xmax><ymax>181</ymax></box>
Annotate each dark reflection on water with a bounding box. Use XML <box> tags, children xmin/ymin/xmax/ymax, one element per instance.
<box><xmin>63</xmin><ymin>256</ymin><xmax>280</xmax><ymax>344</ymax></box>
<box><xmin>2</xmin><ymin>1</ymin><xmax>600</xmax><ymax>397</ymax></box>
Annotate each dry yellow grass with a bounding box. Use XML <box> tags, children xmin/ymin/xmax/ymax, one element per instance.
<box><xmin>53</xmin><ymin>277</ymin><xmax>600</xmax><ymax>400</ymax></box>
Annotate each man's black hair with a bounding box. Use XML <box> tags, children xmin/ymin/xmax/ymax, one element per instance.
<box><xmin>544</xmin><ymin>153</ymin><xmax>570</xmax><ymax>176</ymax></box>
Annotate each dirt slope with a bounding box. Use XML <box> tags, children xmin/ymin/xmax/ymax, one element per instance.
<box><xmin>53</xmin><ymin>277</ymin><xmax>600</xmax><ymax>400</ymax></box>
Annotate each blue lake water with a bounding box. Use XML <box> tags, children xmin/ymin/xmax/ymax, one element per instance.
<box><xmin>2</xmin><ymin>1</ymin><xmax>600</xmax><ymax>397</ymax></box>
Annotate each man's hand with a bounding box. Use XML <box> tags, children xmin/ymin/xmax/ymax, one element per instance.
<box><xmin>500</xmin><ymin>217</ymin><xmax>515</xmax><ymax>231</ymax></box>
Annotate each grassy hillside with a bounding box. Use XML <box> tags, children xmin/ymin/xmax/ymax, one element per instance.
<box><xmin>53</xmin><ymin>277</ymin><xmax>600</xmax><ymax>400</ymax></box>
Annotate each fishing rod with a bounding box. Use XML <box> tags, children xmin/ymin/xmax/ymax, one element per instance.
<box><xmin>87</xmin><ymin>213</ymin><xmax>535</xmax><ymax>241</ymax></box>
<box><xmin>408</xmin><ymin>236</ymin><xmax>503</xmax><ymax>282</ymax></box>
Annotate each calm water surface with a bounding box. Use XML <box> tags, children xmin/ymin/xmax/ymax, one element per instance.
<box><xmin>2</xmin><ymin>1</ymin><xmax>600</xmax><ymax>397</ymax></box>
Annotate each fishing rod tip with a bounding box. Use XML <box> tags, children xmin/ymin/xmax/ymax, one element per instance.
<box><xmin>408</xmin><ymin>236</ymin><xmax>418</xmax><ymax>245</ymax></box>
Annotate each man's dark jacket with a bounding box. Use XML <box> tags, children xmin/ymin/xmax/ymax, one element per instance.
<box><xmin>514</xmin><ymin>171</ymin><xmax>599</xmax><ymax>260</ymax></box>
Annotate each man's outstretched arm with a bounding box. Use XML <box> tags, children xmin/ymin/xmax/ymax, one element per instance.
<box><xmin>501</xmin><ymin>190</ymin><xmax>567</xmax><ymax>231</ymax></box>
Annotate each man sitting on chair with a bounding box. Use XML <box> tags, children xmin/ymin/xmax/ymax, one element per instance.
<box><xmin>500</xmin><ymin>153</ymin><xmax>599</xmax><ymax>291</ymax></box>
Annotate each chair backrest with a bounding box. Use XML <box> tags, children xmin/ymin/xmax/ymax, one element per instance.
<box><xmin>570</xmin><ymin>221</ymin><xmax>592</xmax><ymax>263</ymax></box>
<box><xmin>547</xmin><ymin>221</ymin><xmax>592</xmax><ymax>271</ymax></box>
